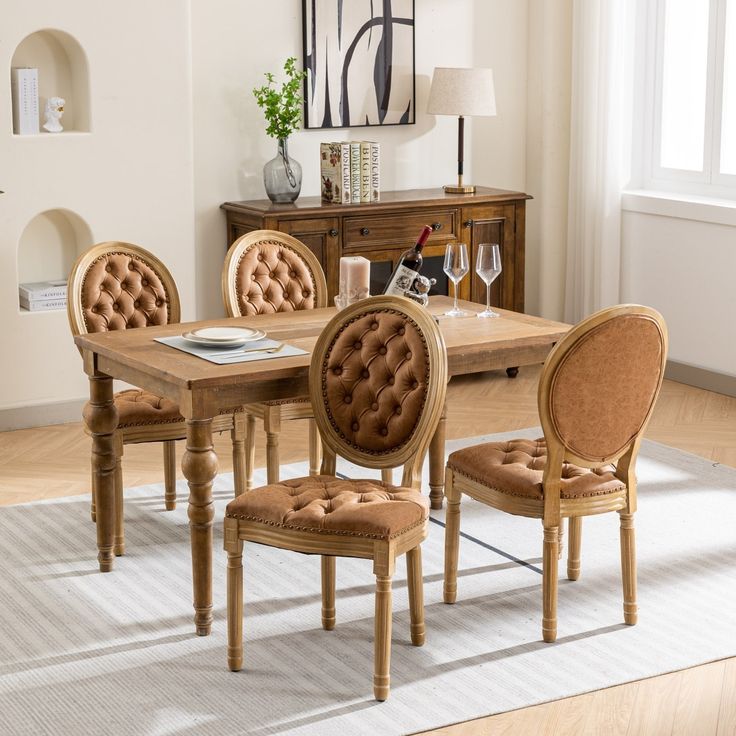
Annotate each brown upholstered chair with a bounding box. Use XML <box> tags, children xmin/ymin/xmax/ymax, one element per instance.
<box><xmin>68</xmin><ymin>242</ymin><xmax>246</xmax><ymax>555</ymax></box>
<box><xmin>221</xmin><ymin>230</ymin><xmax>328</xmax><ymax>491</ymax></box>
<box><xmin>224</xmin><ymin>296</ymin><xmax>448</xmax><ymax>700</ymax></box>
<box><xmin>443</xmin><ymin>305</ymin><xmax>668</xmax><ymax>642</ymax></box>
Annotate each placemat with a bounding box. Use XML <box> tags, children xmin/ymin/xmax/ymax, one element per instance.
<box><xmin>154</xmin><ymin>336</ymin><xmax>308</xmax><ymax>364</ymax></box>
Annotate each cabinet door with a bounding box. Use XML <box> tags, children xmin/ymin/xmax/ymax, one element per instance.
<box><xmin>461</xmin><ymin>204</ymin><xmax>519</xmax><ymax>310</ymax></box>
<box><xmin>277</xmin><ymin>217</ymin><xmax>340</xmax><ymax>297</ymax></box>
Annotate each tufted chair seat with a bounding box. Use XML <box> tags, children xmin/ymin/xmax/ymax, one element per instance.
<box><xmin>448</xmin><ymin>438</ymin><xmax>626</xmax><ymax>501</ymax></box>
<box><xmin>222</xmin><ymin>230</ymin><xmax>329</xmax><ymax>491</ymax></box>
<box><xmin>115</xmin><ymin>389</ymin><xmax>184</xmax><ymax>428</ymax></box>
<box><xmin>226</xmin><ymin>476</ymin><xmax>429</xmax><ymax>540</ymax></box>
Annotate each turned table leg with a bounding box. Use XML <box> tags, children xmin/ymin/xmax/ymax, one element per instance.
<box><xmin>428</xmin><ymin>403</ymin><xmax>447</xmax><ymax>510</ymax></box>
<box><xmin>83</xmin><ymin>375</ymin><xmax>118</xmax><ymax>573</ymax></box>
<box><xmin>182</xmin><ymin>418</ymin><xmax>218</xmax><ymax>636</ymax></box>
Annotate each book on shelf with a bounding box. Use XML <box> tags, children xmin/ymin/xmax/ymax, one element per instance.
<box><xmin>19</xmin><ymin>279</ymin><xmax>68</xmax><ymax>301</ymax></box>
<box><xmin>370</xmin><ymin>142</ymin><xmax>380</xmax><ymax>202</ymax></box>
<box><xmin>350</xmin><ymin>143</ymin><xmax>361</xmax><ymax>204</ymax></box>
<box><xmin>11</xmin><ymin>67</ymin><xmax>39</xmax><ymax>135</ymax></box>
<box><xmin>19</xmin><ymin>296</ymin><xmax>67</xmax><ymax>312</ymax></box>
<box><xmin>320</xmin><ymin>142</ymin><xmax>342</xmax><ymax>204</ymax></box>
<box><xmin>340</xmin><ymin>142</ymin><xmax>352</xmax><ymax>205</ymax></box>
<box><xmin>359</xmin><ymin>142</ymin><xmax>372</xmax><ymax>203</ymax></box>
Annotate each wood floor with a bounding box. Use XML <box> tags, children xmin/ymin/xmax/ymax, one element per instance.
<box><xmin>1</xmin><ymin>367</ymin><xmax>734</xmax><ymax>735</ymax></box>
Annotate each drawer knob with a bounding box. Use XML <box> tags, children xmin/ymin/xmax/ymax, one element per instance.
<box><xmin>360</xmin><ymin>227</ymin><xmax>370</xmax><ymax>236</ymax></box>
<box><xmin>329</xmin><ymin>228</ymin><xmax>338</xmax><ymax>237</ymax></box>
<box><xmin>463</xmin><ymin>219</ymin><xmax>474</xmax><ymax>228</ymax></box>
<box><xmin>431</xmin><ymin>222</ymin><xmax>442</xmax><ymax>231</ymax></box>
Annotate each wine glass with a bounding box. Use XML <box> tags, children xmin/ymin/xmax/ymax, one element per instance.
<box><xmin>443</xmin><ymin>242</ymin><xmax>469</xmax><ymax>316</ymax></box>
<box><xmin>475</xmin><ymin>244</ymin><xmax>502</xmax><ymax>318</ymax></box>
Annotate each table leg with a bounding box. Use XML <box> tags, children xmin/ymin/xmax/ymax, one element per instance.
<box><xmin>428</xmin><ymin>403</ymin><xmax>447</xmax><ymax>510</ymax></box>
<box><xmin>83</xmin><ymin>375</ymin><xmax>118</xmax><ymax>572</ymax></box>
<box><xmin>182</xmin><ymin>418</ymin><xmax>218</xmax><ymax>636</ymax></box>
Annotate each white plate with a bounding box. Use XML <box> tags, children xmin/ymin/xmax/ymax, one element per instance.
<box><xmin>181</xmin><ymin>327</ymin><xmax>266</xmax><ymax>348</ymax></box>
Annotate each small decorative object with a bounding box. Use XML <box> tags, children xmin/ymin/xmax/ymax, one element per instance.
<box><xmin>427</xmin><ymin>68</ymin><xmax>496</xmax><ymax>193</ymax></box>
<box><xmin>253</xmin><ymin>58</ymin><xmax>307</xmax><ymax>203</ymax></box>
<box><xmin>335</xmin><ymin>256</ymin><xmax>370</xmax><ymax>309</ymax></box>
<box><xmin>403</xmin><ymin>274</ymin><xmax>436</xmax><ymax>307</ymax></box>
<box><xmin>303</xmin><ymin>0</ymin><xmax>416</xmax><ymax>128</ymax></box>
<box><xmin>42</xmin><ymin>96</ymin><xmax>65</xmax><ymax>133</ymax></box>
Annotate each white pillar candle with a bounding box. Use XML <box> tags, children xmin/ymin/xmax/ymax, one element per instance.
<box><xmin>338</xmin><ymin>256</ymin><xmax>371</xmax><ymax>301</ymax></box>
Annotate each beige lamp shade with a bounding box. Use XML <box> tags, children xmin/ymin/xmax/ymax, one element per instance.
<box><xmin>427</xmin><ymin>67</ymin><xmax>496</xmax><ymax>117</ymax></box>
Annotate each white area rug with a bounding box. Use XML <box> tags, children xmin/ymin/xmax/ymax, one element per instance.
<box><xmin>1</xmin><ymin>429</ymin><xmax>735</xmax><ymax>736</ymax></box>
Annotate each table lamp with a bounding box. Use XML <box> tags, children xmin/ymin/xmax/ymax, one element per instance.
<box><xmin>427</xmin><ymin>67</ymin><xmax>496</xmax><ymax>194</ymax></box>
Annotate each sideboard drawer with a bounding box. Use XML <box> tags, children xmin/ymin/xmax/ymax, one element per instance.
<box><xmin>343</xmin><ymin>210</ymin><xmax>457</xmax><ymax>251</ymax></box>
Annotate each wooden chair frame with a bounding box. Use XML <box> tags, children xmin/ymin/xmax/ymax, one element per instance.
<box><xmin>444</xmin><ymin>304</ymin><xmax>668</xmax><ymax>642</ymax></box>
<box><xmin>69</xmin><ymin>242</ymin><xmax>245</xmax><ymax>555</ymax></box>
<box><xmin>221</xmin><ymin>230</ymin><xmax>328</xmax><ymax>492</ymax></box>
<box><xmin>225</xmin><ymin>295</ymin><xmax>448</xmax><ymax>700</ymax></box>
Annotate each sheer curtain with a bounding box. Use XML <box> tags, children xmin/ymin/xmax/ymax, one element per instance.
<box><xmin>564</xmin><ymin>0</ymin><xmax>637</xmax><ymax>323</ymax></box>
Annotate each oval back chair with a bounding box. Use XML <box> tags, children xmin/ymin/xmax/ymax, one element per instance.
<box><xmin>444</xmin><ymin>305</ymin><xmax>667</xmax><ymax>642</ymax></box>
<box><xmin>69</xmin><ymin>242</ymin><xmax>244</xmax><ymax>556</ymax></box>
<box><xmin>224</xmin><ymin>296</ymin><xmax>448</xmax><ymax>700</ymax></box>
<box><xmin>221</xmin><ymin>230</ymin><xmax>328</xmax><ymax>492</ymax></box>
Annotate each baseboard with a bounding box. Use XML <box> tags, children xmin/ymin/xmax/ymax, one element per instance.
<box><xmin>0</xmin><ymin>398</ymin><xmax>86</xmax><ymax>432</ymax></box>
<box><xmin>665</xmin><ymin>360</ymin><xmax>736</xmax><ymax>398</ymax></box>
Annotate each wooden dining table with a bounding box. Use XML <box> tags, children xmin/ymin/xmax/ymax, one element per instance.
<box><xmin>75</xmin><ymin>295</ymin><xmax>569</xmax><ymax>635</ymax></box>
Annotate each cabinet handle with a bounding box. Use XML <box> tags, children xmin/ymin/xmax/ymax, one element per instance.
<box><xmin>431</xmin><ymin>222</ymin><xmax>442</xmax><ymax>231</ymax></box>
<box><xmin>329</xmin><ymin>228</ymin><xmax>338</xmax><ymax>237</ymax></box>
<box><xmin>463</xmin><ymin>219</ymin><xmax>474</xmax><ymax>228</ymax></box>
<box><xmin>360</xmin><ymin>227</ymin><xmax>370</xmax><ymax>236</ymax></box>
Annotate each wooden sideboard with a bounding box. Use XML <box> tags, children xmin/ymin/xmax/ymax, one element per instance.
<box><xmin>221</xmin><ymin>187</ymin><xmax>530</xmax><ymax>311</ymax></box>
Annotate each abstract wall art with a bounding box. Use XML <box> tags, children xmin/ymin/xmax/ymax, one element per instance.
<box><xmin>302</xmin><ymin>0</ymin><xmax>415</xmax><ymax>129</ymax></box>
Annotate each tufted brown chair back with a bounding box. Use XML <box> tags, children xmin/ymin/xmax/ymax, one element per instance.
<box><xmin>222</xmin><ymin>230</ymin><xmax>327</xmax><ymax>317</ymax></box>
<box><xmin>309</xmin><ymin>296</ymin><xmax>447</xmax><ymax>488</ymax></box>
<box><xmin>68</xmin><ymin>242</ymin><xmax>180</xmax><ymax>338</ymax></box>
<box><xmin>538</xmin><ymin>305</ymin><xmax>668</xmax><ymax>467</ymax></box>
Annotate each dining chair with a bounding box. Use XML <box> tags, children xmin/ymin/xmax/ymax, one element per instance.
<box><xmin>68</xmin><ymin>241</ymin><xmax>246</xmax><ymax>555</ymax></box>
<box><xmin>443</xmin><ymin>305</ymin><xmax>667</xmax><ymax>642</ymax></box>
<box><xmin>224</xmin><ymin>295</ymin><xmax>448</xmax><ymax>700</ymax></box>
<box><xmin>221</xmin><ymin>230</ymin><xmax>328</xmax><ymax>492</ymax></box>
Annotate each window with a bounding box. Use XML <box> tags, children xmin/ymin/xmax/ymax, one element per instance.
<box><xmin>645</xmin><ymin>0</ymin><xmax>736</xmax><ymax>195</ymax></box>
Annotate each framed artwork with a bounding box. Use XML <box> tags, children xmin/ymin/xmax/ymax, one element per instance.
<box><xmin>302</xmin><ymin>0</ymin><xmax>415</xmax><ymax>129</ymax></box>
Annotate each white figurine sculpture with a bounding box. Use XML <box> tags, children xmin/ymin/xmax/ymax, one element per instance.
<box><xmin>42</xmin><ymin>97</ymin><xmax>65</xmax><ymax>133</ymax></box>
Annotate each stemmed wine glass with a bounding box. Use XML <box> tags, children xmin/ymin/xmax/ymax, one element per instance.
<box><xmin>443</xmin><ymin>242</ymin><xmax>469</xmax><ymax>316</ymax></box>
<box><xmin>476</xmin><ymin>243</ymin><xmax>502</xmax><ymax>318</ymax></box>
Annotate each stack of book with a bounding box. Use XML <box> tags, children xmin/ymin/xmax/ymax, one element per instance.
<box><xmin>320</xmin><ymin>141</ymin><xmax>380</xmax><ymax>205</ymax></box>
<box><xmin>11</xmin><ymin>67</ymin><xmax>40</xmax><ymax>135</ymax></box>
<box><xmin>19</xmin><ymin>280</ymin><xmax>68</xmax><ymax>312</ymax></box>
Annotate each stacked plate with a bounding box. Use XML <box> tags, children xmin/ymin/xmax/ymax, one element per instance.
<box><xmin>181</xmin><ymin>326</ymin><xmax>267</xmax><ymax>348</ymax></box>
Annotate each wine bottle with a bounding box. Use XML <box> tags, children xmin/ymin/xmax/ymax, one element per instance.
<box><xmin>383</xmin><ymin>225</ymin><xmax>433</xmax><ymax>296</ymax></box>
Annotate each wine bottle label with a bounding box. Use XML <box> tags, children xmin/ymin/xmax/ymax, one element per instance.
<box><xmin>384</xmin><ymin>263</ymin><xmax>418</xmax><ymax>296</ymax></box>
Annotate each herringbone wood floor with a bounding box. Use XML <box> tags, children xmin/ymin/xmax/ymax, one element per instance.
<box><xmin>1</xmin><ymin>368</ymin><xmax>734</xmax><ymax>735</ymax></box>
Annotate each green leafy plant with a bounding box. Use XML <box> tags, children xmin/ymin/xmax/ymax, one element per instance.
<box><xmin>253</xmin><ymin>57</ymin><xmax>307</xmax><ymax>140</ymax></box>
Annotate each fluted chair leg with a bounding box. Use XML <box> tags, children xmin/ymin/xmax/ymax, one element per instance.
<box><xmin>163</xmin><ymin>440</ymin><xmax>177</xmax><ymax>510</ymax></box>
<box><xmin>113</xmin><ymin>434</ymin><xmax>125</xmax><ymax>557</ymax></box>
<box><xmin>443</xmin><ymin>468</ymin><xmax>461</xmax><ymax>604</ymax></box>
<box><xmin>620</xmin><ymin>512</ymin><xmax>638</xmax><ymax>625</ymax></box>
<box><xmin>542</xmin><ymin>524</ymin><xmax>559</xmax><ymax>642</ymax></box>
<box><xmin>568</xmin><ymin>516</ymin><xmax>582</xmax><ymax>581</ymax></box>
<box><xmin>373</xmin><ymin>574</ymin><xmax>393</xmax><ymax>701</ymax></box>
<box><xmin>557</xmin><ymin>519</ymin><xmax>564</xmax><ymax>560</ymax></box>
<box><xmin>264</xmin><ymin>406</ymin><xmax>281</xmax><ymax>485</ymax></box>
<box><xmin>90</xmin><ymin>460</ymin><xmax>97</xmax><ymax>522</ymax></box>
<box><xmin>406</xmin><ymin>547</ymin><xmax>425</xmax><ymax>646</ymax></box>
<box><xmin>244</xmin><ymin>413</ymin><xmax>256</xmax><ymax>492</ymax></box>
<box><xmin>321</xmin><ymin>556</ymin><xmax>336</xmax><ymax>630</ymax></box>
<box><xmin>231</xmin><ymin>415</ymin><xmax>246</xmax><ymax>496</ymax></box>
<box><xmin>227</xmin><ymin>539</ymin><xmax>244</xmax><ymax>671</ymax></box>
<box><xmin>308</xmin><ymin>419</ymin><xmax>322</xmax><ymax>477</ymax></box>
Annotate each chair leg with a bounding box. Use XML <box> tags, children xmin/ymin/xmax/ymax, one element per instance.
<box><xmin>321</xmin><ymin>556</ymin><xmax>336</xmax><ymax>630</ymax></box>
<box><xmin>568</xmin><ymin>516</ymin><xmax>582</xmax><ymax>581</ymax></box>
<box><xmin>619</xmin><ymin>512</ymin><xmax>638</xmax><ymax>625</ymax></box>
<box><xmin>406</xmin><ymin>546</ymin><xmax>425</xmax><ymax>646</ymax></box>
<box><xmin>163</xmin><ymin>440</ymin><xmax>177</xmax><ymax>510</ymax></box>
<box><xmin>231</xmin><ymin>414</ymin><xmax>246</xmax><ymax>496</ymax></box>
<box><xmin>308</xmin><ymin>418</ymin><xmax>322</xmax><ymax>476</ymax></box>
<box><xmin>542</xmin><ymin>524</ymin><xmax>559</xmax><ymax>643</ymax></box>
<box><xmin>381</xmin><ymin>468</ymin><xmax>393</xmax><ymax>485</ymax></box>
<box><xmin>557</xmin><ymin>519</ymin><xmax>564</xmax><ymax>560</ymax></box>
<box><xmin>113</xmin><ymin>435</ymin><xmax>125</xmax><ymax>557</ymax></box>
<box><xmin>443</xmin><ymin>468</ymin><xmax>461</xmax><ymax>604</ymax></box>
<box><xmin>264</xmin><ymin>406</ymin><xmax>281</xmax><ymax>486</ymax></box>
<box><xmin>373</xmin><ymin>574</ymin><xmax>393</xmax><ymax>701</ymax></box>
<box><xmin>244</xmin><ymin>413</ymin><xmax>256</xmax><ymax>492</ymax></box>
<box><xmin>227</xmin><ymin>538</ymin><xmax>244</xmax><ymax>671</ymax></box>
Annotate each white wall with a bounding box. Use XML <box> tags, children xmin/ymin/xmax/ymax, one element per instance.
<box><xmin>621</xmin><ymin>209</ymin><xmax>736</xmax><ymax>377</ymax></box>
<box><xmin>190</xmin><ymin>0</ymin><xmax>530</xmax><ymax>318</ymax></box>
